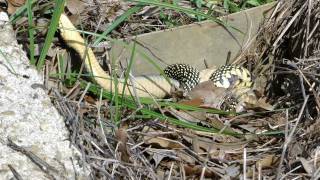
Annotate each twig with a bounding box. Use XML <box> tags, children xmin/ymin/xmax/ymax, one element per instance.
<box><xmin>243</xmin><ymin>148</ymin><xmax>247</xmax><ymax>180</ymax></box>
<box><xmin>97</xmin><ymin>88</ymin><xmax>114</xmax><ymax>156</ymax></box>
<box><xmin>276</xmin><ymin>95</ymin><xmax>309</xmax><ymax>179</ymax></box>
<box><xmin>8</xmin><ymin>164</ymin><xmax>23</xmax><ymax>180</ymax></box>
<box><xmin>167</xmin><ymin>162</ymin><xmax>174</xmax><ymax>180</ymax></box>
<box><xmin>272</xmin><ymin>3</ymin><xmax>306</xmax><ymax>51</ymax></box>
<box><xmin>7</xmin><ymin>138</ymin><xmax>61</xmax><ymax>179</ymax></box>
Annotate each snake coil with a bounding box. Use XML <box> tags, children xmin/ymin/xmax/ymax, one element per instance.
<box><xmin>58</xmin><ymin>14</ymin><xmax>253</xmax><ymax>104</ymax></box>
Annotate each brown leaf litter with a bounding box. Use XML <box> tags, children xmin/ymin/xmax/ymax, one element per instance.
<box><xmin>10</xmin><ymin>0</ymin><xmax>320</xmax><ymax>179</ymax></box>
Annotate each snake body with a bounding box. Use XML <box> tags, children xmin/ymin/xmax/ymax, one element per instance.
<box><xmin>59</xmin><ymin>14</ymin><xmax>179</xmax><ymax>98</ymax></box>
<box><xmin>164</xmin><ymin>64</ymin><xmax>200</xmax><ymax>91</ymax></box>
<box><xmin>58</xmin><ymin>14</ymin><xmax>253</xmax><ymax>108</ymax></box>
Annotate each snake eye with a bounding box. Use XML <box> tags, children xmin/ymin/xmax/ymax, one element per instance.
<box><xmin>164</xmin><ymin>64</ymin><xmax>200</xmax><ymax>91</ymax></box>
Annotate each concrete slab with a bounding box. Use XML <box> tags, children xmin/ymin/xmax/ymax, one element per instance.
<box><xmin>0</xmin><ymin>12</ymin><xmax>89</xmax><ymax>179</ymax></box>
<box><xmin>110</xmin><ymin>3</ymin><xmax>275</xmax><ymax>75</ymax></box>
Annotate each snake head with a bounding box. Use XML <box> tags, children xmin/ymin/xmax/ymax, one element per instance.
<box><xmin>210</xmin><ymin>65</ymin><xmax>253</xmax><ymax>89</ymax></box>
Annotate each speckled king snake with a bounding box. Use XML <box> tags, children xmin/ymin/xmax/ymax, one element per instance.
<box><xmin>58</xmin><ymin>14</ymin><xmax>254</xmax><ymax>111</ymax></box>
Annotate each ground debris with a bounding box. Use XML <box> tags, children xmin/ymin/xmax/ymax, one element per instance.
<box><xmin>14</xmin><ymin>0</ymin><xmax>320</xmax><ymax>179</ymax></box>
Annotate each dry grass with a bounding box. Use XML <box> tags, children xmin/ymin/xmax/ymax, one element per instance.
<box><xmin>11</xmin><ymin>0</ymin><xmax>320</xmax><ymax>179</ymax></box>
<box><xmin>50</xmin><ymin>0</ymin><xmax>320</xmax><ymax>179</ymax></box>
<box><xmin>239</xmin><ymin>0</ymin><xmax>320</xmax><ymax>178</ymax></box>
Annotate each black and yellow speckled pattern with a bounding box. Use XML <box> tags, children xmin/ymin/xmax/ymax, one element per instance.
<box><xmin>209</xmin><ymin>65</ymin><xmax>252</xmax><ymax>89</ymax></box>
<box><xmin>164</xmin><ymin>64</ymin><xmax>252</xmax><ymax>92</ymax></box>
<box><xmin>164</xmin><ymin>64</ymin><xmax>200</xmax><ymax>91</ymax></box>
<box><xmin>164</xmin><ymin>63</ymin><xmax>253</xmax><ymax>111</ymax></box>
<box><xmin>220</xmin><ymin>95</ymin><xmax>238</xmax><ymax>111</ymax></box>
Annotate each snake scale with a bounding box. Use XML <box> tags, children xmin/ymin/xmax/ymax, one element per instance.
<box><xmin>58</xmin><ymin>14</ymin><xmax>254</xmax><ymax>110</ymax></box>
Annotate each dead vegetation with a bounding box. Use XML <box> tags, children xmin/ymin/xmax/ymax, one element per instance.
<box><xmin>8</xmin><ymin>0</ymin><xmax>320</xmax><ymax>179</ymax></box>
<box><xmin>239</xmin><ymin>0</ymin><xmax>320</xmax><ymax>179</ymax></box>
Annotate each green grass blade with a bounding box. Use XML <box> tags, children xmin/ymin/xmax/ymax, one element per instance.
<box><xmin>128</xmin><ymin>0</ymin><xmax>244</xmax><ymax>34</ymax></box>
<box><xmin>93</xmin><ymin>5</ymin><xmax>143</xmax><ymax>45</ymax></box>
<box><xmin>121</xmin><ymin>40</ymin><xmax>137</xmax><ymax>102</ymax></box>
<box><xmin>27</xmin><ymin>0</ymin><xmax>35</xmax><ymax>65</ymax></box>
<box><xmin>54</xmin><ymin>73</ymin><xmax>283</xmax><ymax>137</ymax></box>
<box><xmin>10</xmin><ymin>0</ymin><xmax>37</xmax><ymax>23</ymax></box>
<box><xmin>82</xmin><ymin>81</ymin><xmax>241</xmax><ymax>136</ymax></box>
<box><xmin>110</xmin><ymin>51</ymin><xmax>121</xmax><ymax>124</ymax></box>
<box><xmin>128</xmin><ymin>0</ymin><xmax>223</xmax><ymax>24</ymax></box>
<box><xmin>36</xmin><ymin>0</ymin><xmax>65</xmax><ymax>70</ymax></box>
<box><xmin>57</xmin><ymin>52</ymin><xmax>66</xmax><ymax>80</ymax></box>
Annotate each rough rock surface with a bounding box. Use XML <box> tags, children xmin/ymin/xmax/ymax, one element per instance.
<box><xmin>0</xmin><ymin>12</ymin><xmax>89</xmax><ymax>179</ymax></box>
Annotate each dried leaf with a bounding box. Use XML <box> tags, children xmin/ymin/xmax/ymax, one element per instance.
<box><xmin>253</xmin><ymin>74</ymin><xmax>268</xmax><ymax>97</ymax></box>
<box><xmin>176</xmin><ymin>150</ymin><xmax>195</xmax><ymax>164</ymax></box>
<box><xmin>166</xmin><ymin>107</ymin><xmax>206</xmax><ymax>123</ymax></box>
<box><xmin>300</xmin><ymin>157</ymin><xmax>313</xmax><ymax>174</ymax></box>
<box><xmin>179</xmin><ymin>97</ymin><xmax>203</xmax><ymax>107</ymax></box>
<box><xmin>146</xmin><ymin>149</ymin><xmax>177</xmax><ymax>168</ymax></box>
<box><xmin>115</xmin><ymin>128</ymin><xmax>130</xmax><ymax>162</ymax></box>
<box><xmin>191</xmin><ymin>136</ymin><xmax>204</xmax><ymax>154</ymax></box>
<box><xmin>184</xmin><ymin>165</ymin><xmax>219</xmax><ymax>178</ymax></box>
<box><xmin>84</xmin><ymin>95</ymin><xmax>96</xmax><ymax>104</ymax></box>
<box><xmin>144</xmin><ymin>136</ymin><xmax>184</xmax><ymax>149</ymax></box>
<box><xmin>237</xmin><ymin>124</ymin><xmax>258</xmax><ymax>133</ymax></box>
<box><xmin>7</xmin><ymin>0</ymin><xmax>25</xmax><ymax>14</ymax></box>
<box><xmin>256</xmin><ymin>98</ymin><xmax>274</xmax><ymax>111</ymax></box>
<box><xmin>136</xmin><ymin>6</ymin><xmax>159</xmax><ymax>19</ymax></box>
<box><xmin>225</xmin><ymin>164</ymin><xmax>240</xmax><ymax>178</ymax></box>
<box><xmin>256</xmin><ymin>154</ymin><xmax>279</xmax><ymax>168</ymax></box>
<box><xmin>206</xmin><ymin>116</ymin><xmax>238</xmax><ymax>134</ymax></box>
<box><xmin>188</xmin><ymin>81</ymin><xmax>229</xmax><ymax>109</ymax></box>
<box><xmin>240</xmin><ymin>92</ymin><xmax>274</xmax><ymax>110</ymax></box>
<box><xmin>182</xmin><ymin>134</ymin><xmax>247</xmax><ymax>158</ymax></box>
<box><xmin>152</xmin><ymin>153</ymin><xmax>167</xmax><ymax>168</ymax></box>
<box><xmin>66</xmin><ymin>0</ymin><xmax>86</xmax><ymax>15</ymax></box>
